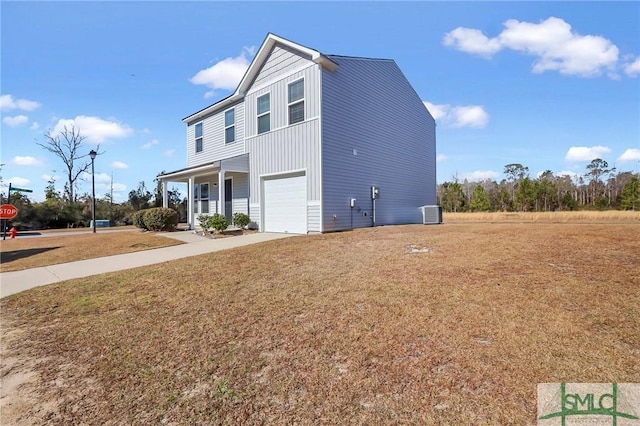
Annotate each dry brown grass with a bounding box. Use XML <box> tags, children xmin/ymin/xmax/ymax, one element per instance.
<box><xmin>0</xmin><ymin>230</ymin><xmax>182</xmax><ymax>272</ymax></box>
<box><xmin>1</xmin><ymin>223</ymin><xmax>639</xmax><ymax>424</ymax></box>
<box><xmin>444</xmin><ymin>210</ymin><xmax>640</xmax><ymax>223</ymax></box>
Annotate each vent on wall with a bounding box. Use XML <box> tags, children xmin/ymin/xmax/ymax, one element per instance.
<box><xmin>421</xmin><ymin>205</ymin><xmax>443</xmax><ymax>225</ymax></box>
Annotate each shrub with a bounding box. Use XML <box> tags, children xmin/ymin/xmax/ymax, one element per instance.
<box><xmin>197</xmin><ymin>214</ymin><xmax>210</xmax><ymax>233</ymax></box>
<box><xmin>233</xmin><ymin>212</ymin><xmax>251</xmax><ymax>229</ymax></box>
<box><xmin>143</xmin><ymin>207</ymin><xmax>178</xmax><ymax>231</ymax></box>
<box><xmin>208</xmin><ymin>213</ymin><xmax>228</xmax><ymax>232</ymax></box>
<box><xmin>132</xmin><ymin>210</ymin><xmax>148</xmax><ymax>230</ymax></box>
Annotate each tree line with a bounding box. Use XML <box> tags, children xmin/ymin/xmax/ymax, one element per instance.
<box><xmin>1</xmin><ymin>125</ymin><xmax>186</xmax><ymax>230</ymax></box>
<box><xmin>438</xmin><ymin>161</ymin><xmax>640</xmax><ymax>212</ymax></box>
<box><xmin>0</xmin><ymin>176</ymin><xmax>187</xmax><ymax>230</ymax></box>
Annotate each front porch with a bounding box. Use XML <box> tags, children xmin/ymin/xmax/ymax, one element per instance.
<box><xmin>158</xmin><ymin>154</ymin><xmax>250</xmax><ymax>230</ymax></box>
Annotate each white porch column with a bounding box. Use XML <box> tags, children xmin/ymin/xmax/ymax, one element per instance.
<box><xmin>218</xmin><ymin>169</ymin><xmax>225</xmax><ymax>217</ymax></box>
<box><xmin>188</xmin><ymin>176</ymin><xmax>194</xmax><ymax>229</ymax></box>
<box><xmin>162</xmin><ymin>180</ymin><xmax>168</xmax><ymax>208</ymax></box>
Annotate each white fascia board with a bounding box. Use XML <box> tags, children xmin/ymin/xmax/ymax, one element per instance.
<box><xmin>158</xmin><ymin>161</ymin><xmax>221</xmax><ymax>181</ymax></box>
<box><xmin>183</xmin><ymin>33</ymin><xmax>337</xmax><ymax>124</ymax></box>
<box><xmin>182</xmin><ymin>95</ymin><xmax>242</xmax><ymax>124</ymax></box>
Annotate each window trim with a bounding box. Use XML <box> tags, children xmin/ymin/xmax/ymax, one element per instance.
<box><xmin>224</xmin><ymin>108</ymin><xmax>235</xmax><ymax>144</ymax></box>
<box><xmin>194</xmin><ymin>182</ymin><xmax>209</xmax><ymax>214</ymax></box>
<box><xmin>195</xmin><ymin>122</ymin><xmax>203</xmax><ymax>153</ymax></box>
<box><xmin>257</xmin><ymin>92</ymin><xmax>271</xmax><ymax>134</ymax></box>
<box><xmin>288</xmin><ymin>78</ymin><xmax>305</xmax><ymax>125</ymax></box>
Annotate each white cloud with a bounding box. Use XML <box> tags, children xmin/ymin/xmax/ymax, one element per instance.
<box><xmin>459</xmin><ymin>170</ymin><xmax>500</xmax><ymax>182</ymax></box>
<box><xmin>164</xmin><ymin>149</ymin><xmax>175</xmax><ymax>157</ymax></box>
<box><xmin>141</xmin><ymin>139</ymin><xmax>159</xmax><ymax>149</ymax></box>
<box><xmin>618</xmin><ymin>148</ymin><xmax>640</xmax><ymax>162</ymax></box>
<box><xmin>451</xmin><ymin>106</ymin><xmax>489</xmax><ymax>128</ymax></box>
<box><xmin>53</xmin><ymin>116</ymin><xmax>132</xmax><ymax>143</ymax></box>
<box><xmin>443</xmin><ymin>27</ymin><xmax>502</xmax><ymax>58</ymax></box>
<box><xmin>190</xmin><ymin>47</ymin><xmax>255</xmax><ymax>97</ymax></box>
<box><xmin>436</xmin><ymin>154</ymin><xmax>448</xmax><ymax>162</ymax></box>
<box><xmin>94</xmin><ymin>172</ymin><xmax>112</xmax><ymax>184</ymax></box>
<box><xmin>3</xmin><ymin>115</ymin><xmax>29</xmax><ymax>127</ymax></box>
<box><xmin>624</xmin><ymin>57</ymin><xmax>640</xmax><ymax>77</ymax></box>
<box><xmin>444</xmin><ymin>17</ymin><xmax>620</xmax><ymax>77</ymax></box>
<box><xmin>565</xmin><ymin>145</ymin><xmax>611</xmax><ymax>162</ymax></box>
<box><xmin>423</xmin><ymin>101</ymin><xmax>449</xmax><ymax>121</ymax></box>
<box><xmin>423</xmin><ymin>100</ymin><xmax>489</xmax><ymax>128</ymax></box>
<box><xmin>30</xmin><ymin>122</ymin><xmax>40</xmax><ymax>130</ymax></box>
<box><xmin>0</xmin><ymin>94</ymin><xmax>41</xmax><ymax>111</ymax></box>
<box><xmin>111</xmin><ymin>161</ymin><xmax>128</xmax><ymax>169</ymax></box>
<box><xmin>11</xmin><ymin>156</ymin><xmax>42</xmax><ymax>166</ymax></box>
<box><xmin>112</xmin><ymin>183</ymin><xmax>127</xmax><ymax>191</ymax></box>
<box><xmin>6</xmin><ymin>176</ymin><xmax>31</xmax><ymax>187</ymax></box>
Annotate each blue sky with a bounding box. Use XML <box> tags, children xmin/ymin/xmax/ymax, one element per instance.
<box><xmin>1</xmin><ymin>1</ymin><xmax>639</xmax><ymax>203</ymax></box>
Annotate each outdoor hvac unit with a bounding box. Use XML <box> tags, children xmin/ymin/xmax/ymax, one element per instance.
<box><xmin>421</xmin><ymin>205</ymin><xmax>443</xmax><ymax>225</ymax></box>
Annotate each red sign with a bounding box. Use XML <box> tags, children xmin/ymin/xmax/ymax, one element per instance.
<box><xmin>0</xmin><ymin>204</ymin><xmax>18</xmax><ymax>219</ymax></box>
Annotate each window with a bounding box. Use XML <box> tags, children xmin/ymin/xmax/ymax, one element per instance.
<box><xmin>224</xmin><ymin>109</ymin><xmax>235</xmax><ymax>143</ymax></box>
<box><xmin>288</xmin><ymin>79</ymin><xmax>304</xmax><ymax>125</ymax></box>
<box><xmin>257</xmin><ymin>93</ymin><xmax>270</xmax><ymax>134</ymax></box>
<box><xmin>194</xmin><ymin>182</ymin><xmax>209</xmax><ymax>214</ymax></box>
<box><xmin>195</xmin><ymin>122</ymin><xmax>203</xmax><ymax>153</ymax></box>
<box><xmin>200</xmin><ymin>183</ymin><xmax>209</xmax><ymax>214</ymax></box>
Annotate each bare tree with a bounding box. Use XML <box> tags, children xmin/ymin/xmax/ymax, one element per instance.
<box><xmin>37</xmin><ymin>125</ymin><xmax>101</xmax><ymax>203</ymax></box>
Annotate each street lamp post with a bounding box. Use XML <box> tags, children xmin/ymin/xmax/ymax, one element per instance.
<box><xmin>89</xmin><ymin>150</ymin><xmax>97</xmax><ymax>233</ymax></box>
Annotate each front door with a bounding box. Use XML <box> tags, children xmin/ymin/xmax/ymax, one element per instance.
<box><xmin>225</xmin><ymin>178</ymin><xmax>233</xmax><ymax>224</ymax></box>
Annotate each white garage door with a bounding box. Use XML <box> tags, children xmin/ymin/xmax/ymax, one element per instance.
<box><xmin>262</xmin><ymin>173</ymin><xmax>307</xmax><ymax>234</ymax></box>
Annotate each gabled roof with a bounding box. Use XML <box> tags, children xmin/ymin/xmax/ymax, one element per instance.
<box><xmin>183</xmin><ymin>33</ymin><xmax>338</xmax><ymax>124</ymax></box>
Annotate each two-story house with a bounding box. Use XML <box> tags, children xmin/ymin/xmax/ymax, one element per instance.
<box><xmin>158</xmin><ymin>33</ymin><xmax>436</xmax><ymax>233</ymax></box>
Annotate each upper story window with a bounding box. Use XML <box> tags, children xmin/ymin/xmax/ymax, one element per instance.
<box><xmin>288</xmin><ymin>79</ymin><xmax>304</xmax><ymax>125</ymax></box>
<box><xmin>195</xmin><ymin>122</ymin><xmax>203</xmax><ymax>153</ymax></box>
<box><xmin>224</xmin><ymin>108</ymin><xmax>235</xmax><ymax>143</ymax></box>
<box><xmin>257</xmin><ymin>93</ymin><xmax>270</xmax><ymax>134</ymax></box>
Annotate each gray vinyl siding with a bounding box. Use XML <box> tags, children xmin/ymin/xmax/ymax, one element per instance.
<box><xmin>246</xmin><ymin>118</ymin><xmax>321</xmax><ymax>204</ymax></box>
<box><xmin>228</xmin><ymin>172</ymin><xmax>249</xmax><ymax>217</ymax></box>
<box><xmin>307</xmin><ymin>201</ymin><xmax>321</xmax><ymax>233</ymax></box>
<box><xmin>186</xmin><ymin>101</ymin><xmax>245</xmax><ymax>168</ymax></box>
<box><xmin>253</xmin><ymin>44</ymin><xmax>314</xmax><ymax>88</ymax></box>
<box><xmin>221</xmin><ymin>154</ymin><xmax>249</xmax><ymax>173</ymax></box>
<box><xmin>249</xmin><ymin>203</ymin><xmax>260</xmax><ymax>228</ymax></box>
<box><xmin>321</xmin><ymin>56</ymin><xmax>436</xmax><ymax>232</ymax></box>
<box><xmin>244</xmin><ymin>55</ymin><xmax>323</xmax><ymax>233</ymax></box>
<box><xmin>245</xmin><ymin>65</ymin><xmax>321</xmax><ymax>137</ymax></box>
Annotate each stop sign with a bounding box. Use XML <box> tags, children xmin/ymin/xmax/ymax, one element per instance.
<box><xmin>0</xmin><ymin>204</ymin><xmax>18</xmax><ymax>219</ymax></box>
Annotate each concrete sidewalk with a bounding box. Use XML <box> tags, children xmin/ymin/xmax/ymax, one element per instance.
<box><xmin>0</xmin><ymin>232</ymin><xmax>295</xmax><ymax>299</ymax></box>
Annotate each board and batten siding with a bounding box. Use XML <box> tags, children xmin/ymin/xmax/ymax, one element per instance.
<box><xmin>320</xmin><ymin>56</ymin><xmax>436</xmax><ymax>232</ymax></box>
<box><xmin>245</xmin><ymin>119</ymin><xmax>322</xmax><ymax>232</ymax></box>
<box><xmin>243</xmin><ymin>55</ymin><xmax>323</xmax><ymax>233</ymax></box>
<box><xmin>245</xmin><ymin>65</ymin><xmax>321</xmax><ymax>137</ymax></box>
<box><xmin>186</xmin><ymin>101</ymin><xmax>245</xmax><ymax>168</ymax></box>
<box><xmin>252</xmin><ymin>44</ymin><xmax>314</xmax><ymax>88</ymax></box>
<box><xmin>227</xmin><ymin>172</ymin><xmax>249</xmax><ymax>217</ymax></box>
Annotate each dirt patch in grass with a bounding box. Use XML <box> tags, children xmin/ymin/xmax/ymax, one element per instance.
<box><xmin>1</xmin><ymin>223</ymin><xmax>639</xmax><ymax>424</ymax></box>
<box><xmin>0</xmin><ymin>231</ymin><xmax>183</xmax><ymax>272</ymax></box>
